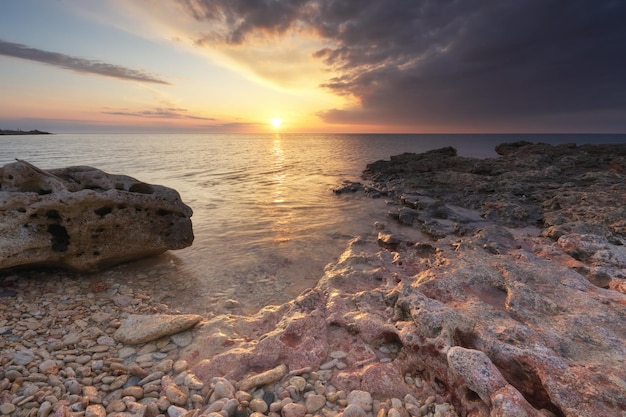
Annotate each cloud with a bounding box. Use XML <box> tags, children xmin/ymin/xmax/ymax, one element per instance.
<box><xmin>175</xmin><ymin>0</ymin><xmax>626</xmax><ymax>131</ymax></box>
<box><xmin>0</xmin><ymin>39</ymin><xmax>170</xmax><ymax>85</ymax></box>
<box><xmin>102</xmin><ymin>107</ymin><xmax>214</xmax><ymax>120</ymax></box>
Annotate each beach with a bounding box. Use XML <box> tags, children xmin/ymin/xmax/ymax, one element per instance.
<box><xmin>2</xmin><ymin>141</ymin><xmax>626</xmax><ymax>417</ymax></box>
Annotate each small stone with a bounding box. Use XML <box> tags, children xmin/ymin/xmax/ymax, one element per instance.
<box><xmin>118</xmin><ymin>347</ymin><xmax>137</xmax><ymax>359</ymax></box>
<box><xmin>5</xmin><ymin>369</ymin><xmax>22</xmax><ymax>381</ymax></box>
<box><xmin>13</xmin><ymin>349</ymin><xmax>35</xmax><ymax>365</ymax></box>
<box><xmin>0</xmin><ymin>403</ymin><xmax>16</xmax><ymax>415</ymax></box>
<box><xmin>184</xmin><ymin>373</ymin><xmax>204</xmax><ymax>390</ymax></box>
<box><xmin>235</xmin><ymin>391</ymin><xmax>253</xmax><ymax>402</ymax></box>
<box><xmin>96</xmin><ymin>335</ymin><xmax>116</xmax><ymax>346</ymax></box>
<box><xmin>341</xmin><ymin>404</ymin><xmax>367</xmax><ymax>417</ymax></box>
<box><xmin>154</xmin><ymin>359</ymin><xmax>174</xmax><ymax>373</ymax></box>
<box><xmin>263</xmin><ymin>391</ymin><xmax>275</xmax><ymax>407</ymax></box>
<box><xmin>126</xmin><ymin>401</ymin><xmax>148</xmax><ymax>417</ymax></box>
<box><xmin>347</xmin><ymin>391</ymin><xmax>373</xmax><ymax>412</ymax></box>
<box><xmin>165</xmin><ymin>383</ymin><xmax>188</xmax><ymax>406</ymax></box>
<box><xmin>39</xmin><ymin>359</ymin><xmax>59</xmax><ymax>374</ymax></box>
<box><xmin>387</xmin><ymin>409</ymin><xmax>402</xmax><ymax>417</ymax></box>
<box><xmin>206</xmin><ymin>400</ymin><xmax>226</xmax><ymax>413</ymax></box>
<box><xmin>224</xmin><ymin>398</ymin><xmax>240</xmax><ymax>416</ymax></box>
<box><xmin>281</xmin><ymin>402</ymin><xmax>307</xmax><ymax>417</ymax></box>
<box><xmin>122</xmin><ymin>386</ymin><xmax>144</xmax><ymax>399</ymax></box>
<box><xmin>211</xmin><ymin>378</ymin><xmax>236</xmax><ymax>401</ymax></box>
<box><xmin>66</xmin><ymin>379</ymin><xmax>82</xmax><ymax>395</ymax></box>
<box><xmin>167</xmin><ymin>405</ymin><xmax>188</xmax><ymax>417</ymax></box>
<box><xmin>320</xmin><ymin>359</ymin><xmax>338</xmax><ymax>370</ymax></box>
<box><xmin>405</xmin><ymin>403</ymin><xmax>420</xmax><ymax>417</ymax></box>
<box><xmin>250</xmin><ymin>398</ymin><xmax>269</xmax><ymax>413</ymax></box>
<box><xmin>390</xmin><ymin>399</ymin><xmax>402</xmax><ymax>408</ymax></box>
<box><xmin>329</xmin><ymin>351</ymin><xmax>348</xmax><ymax>359</ymax></box>
<box><xmin>110</xmin><ymin>374</ymin><xmax>130</xmax><ymax>390</ymax></box>
<box><xmin>138</xmin><ymin>372</ymin><xmax>164</xmax><ymax>386</ymax></box>
<box><xmin>83</xmin><ymin>386</ymin><xmax>101</xmax><ymax>403</ymax></box>
<box><xmin>37</xmin><ymin>401</ymin><xmax>53</xmax><ymax>417</ymax></box>
<box><xmin>305</xmin><ymin>394</ymin><xmax>326</xmax><ymax>413</ymax></box>
<box><xmin>106</xmin><ymin>400</ymin><xmax>126</xmax><ymax>413</ymax></box>
<box><xmin>173</xmin><ymin>359</ymin><xmax>188</xmax><ymax>373</ymax></box>
<box><xmin>239</xmin><ymin>364</ymin><xmax>288</xmax><ymax>392</ymax></box>
<box><xmin>124</xmin><ymin>366</ymin><xmax>146</xmax><ymax>379</ymax></box>
<box><xmin>144</xmin><ymin>402</ymin><xmax>160</xmax><ymax>417</ymax></box>
<box><xmin>171</xmin><ymin>331</ymin><xmax>193</xmax><ymax>347</ymax></box>
<box><xmin>235</xmin><ymin>404</ymin><xmax>250</xmax><ymax>417</ymax></box>
<box><xmin>85</xmin><ymin>404</ymin><xmax>106</xmax><ymax>417</ymax></box>
<box><xmin>289</xmin><ymin>376</ymin><xmax>307</xmax><ymax>392</ymax></box>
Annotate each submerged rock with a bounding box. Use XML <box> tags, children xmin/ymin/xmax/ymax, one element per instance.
<box><xmin>114</xmin><ymin>314</ymin><xmax>203</xmax><ymax>344</ymax></box>
<box><xmin>0</xmin><ymin>160</ymin><xmax>193</xmax><ymax>272</ymax></box>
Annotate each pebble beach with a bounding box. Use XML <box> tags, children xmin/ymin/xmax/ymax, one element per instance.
<box><xmin>0</xmin><ymin>268</ymin><xmax>456</xmax><ymax>417</ymax></box>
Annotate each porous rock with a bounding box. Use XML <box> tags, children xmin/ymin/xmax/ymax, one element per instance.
<box><xmin>0</xmin><ymin>160</ymin><xmax>193</xmax><ymax>272</ymax></box>
<box><xmin>180</xmin><ymin>143</ymin><xmax>626</xmax><ymax>417</ymax></box>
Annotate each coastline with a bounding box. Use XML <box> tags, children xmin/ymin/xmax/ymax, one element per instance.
<box><xmin>0</xmin><ymin>130</ymin><xmax>51</xmax><ymax>136</ymax></box>
<box><xmin>2</xmin><ymin>142</ymin><xmax>626</xmax><ymax>417</ymax></box>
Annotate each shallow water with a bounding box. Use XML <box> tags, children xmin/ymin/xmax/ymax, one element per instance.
<box><xmin>1</xmin><ymin>133</ymin><xmax>624</xmax><ymax>314</ymax></box>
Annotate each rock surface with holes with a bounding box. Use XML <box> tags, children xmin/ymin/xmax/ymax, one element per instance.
<box><xmin>179</xmin><ymin>143</ymin><xmax>626</xmax><ymax>417</ymax></box>
<box><xmin>0</xmin><ymin>160</ymin><xmax>193</xmax><ymax>272</ymax></box>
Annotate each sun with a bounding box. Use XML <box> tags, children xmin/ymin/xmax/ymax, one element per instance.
<box><xmin>270</xmin><ymin>117</ymin><xmax>283</xmax><ymax>129</ymax></box>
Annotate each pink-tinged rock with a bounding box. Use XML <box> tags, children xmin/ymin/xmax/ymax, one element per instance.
<box><xmin>182</xmin><ymin>145</ymin><xmax>626</xmax><ymax>417</ymax></box>
<box><xmin>0</xmin><ymin>160</ymin><xmax>193</xmax><ymax>272</ymax></box>
<box><xmin>359</xmin><ymin>363</ymin><xmax>413</xmax><ymax>399</ymax></box>
<box><xmin>446</xmin><ymin>347</ymin><xmax>508</xmax><ymax>404</ymax></box>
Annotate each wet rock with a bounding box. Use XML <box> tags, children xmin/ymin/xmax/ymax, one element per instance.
<box><xmin>114</xmin><ymin>314</ymin><xmax>202</xmax><ymax>344</ymax></box>
<box><xmin>0</xmin><ymin>160</ymin><xmax>193</xmax><ymax>272</ymax></box>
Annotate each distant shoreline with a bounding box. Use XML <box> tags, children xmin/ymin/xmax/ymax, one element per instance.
<box><xmin>0</xmin><ymin>129</ymin><xmax>51</xmax><ymax>135</ymax></box>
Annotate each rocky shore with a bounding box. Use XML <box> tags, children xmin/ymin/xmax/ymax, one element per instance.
<box><xmin>2</xmin><ymin>142</ymin><xmax>626</xmax><ymax>417</ymax></box>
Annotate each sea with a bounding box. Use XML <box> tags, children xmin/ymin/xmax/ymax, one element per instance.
<box><xmin>1</xmin><ymin>133</ymin><xmax>624</xmax><ymax>314</ymax></box>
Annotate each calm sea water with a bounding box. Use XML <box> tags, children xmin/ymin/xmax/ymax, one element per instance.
<box><xmin>1</xmin><ymin>133</ymin><xmax>624</xmax><ymax>313</ymax></box>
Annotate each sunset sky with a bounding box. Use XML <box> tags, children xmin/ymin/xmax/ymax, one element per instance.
<box><xmin>1</xmin><ymin>1</ymin><xmax>625</xmax><ymax>133</ymax></box>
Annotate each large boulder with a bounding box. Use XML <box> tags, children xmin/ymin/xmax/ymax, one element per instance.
<box><xmin>0</xmin><ymin>160</ymin><xmax>193</xmax><ymax>272</ymax></box>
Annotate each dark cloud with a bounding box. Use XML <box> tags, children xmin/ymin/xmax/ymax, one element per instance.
<box><xmin>102</xmin><ymin>107</ymin><xmax>214</xmax><ymax>120</ymax></box>
<box><xmin>178</xmin><ymin>0</ymin><xmax>626</xmax><ymax>131</ymax></box>
<box><xmin>0</xmin><ymin>39</ymin><xmax>170</xmax><ymax>85</ymax></box>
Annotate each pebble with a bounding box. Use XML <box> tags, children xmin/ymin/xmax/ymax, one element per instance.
<box><xmin>347</xmin><ymin>390</ymin><xmax>373</xmax><ymax>411</ymax></box>
<box><xmin>305</xmin><ymin>394</ymin><xmax>326</xmax><ymax>413</ymax></box>
<box><xmin>249</xmin><ymin>398</ymin><xmax>269</xmax><ymax>413</ymax></box>
<box><xmin>341</xmin><ymin>404</ymin><xmax>367</xmax><ymax>417</ymax></box>
<box><xmin>281</xmin><ymin>402</ymin><xmax>307</xmax><ymax>417</ymax></box>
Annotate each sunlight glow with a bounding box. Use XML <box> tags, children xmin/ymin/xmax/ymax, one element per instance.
<box><xmin>271</xmin><ymin>117</ymin><xmax>283</xmax><ymax>128</ymax></box>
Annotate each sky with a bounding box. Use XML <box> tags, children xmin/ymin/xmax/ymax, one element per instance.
<box><xmin>1</xmin><ymin>0</ymin><xmax>625</xmax><ymax>134</ymax></box>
